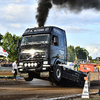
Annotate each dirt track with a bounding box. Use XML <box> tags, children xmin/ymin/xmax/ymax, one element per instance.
<box><xmin>0</xmin><ymin>71</ymin><xmax>13</xmax><ymax>75</ymax></box>
<box><xmin>0</xmin><ymin>78</ymin><xmax>99</xmax><ymax>100</ymax></box>
<box><xmin>0</xmin><ymin>71</ymin><xmax>99</xmax><ymax>100</ymax></box>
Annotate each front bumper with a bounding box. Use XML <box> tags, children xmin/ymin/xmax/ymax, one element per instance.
<box><xmin>18</xmin><ymin>65</ymin><xmax>50</xmax><ymax>72</ymax></box>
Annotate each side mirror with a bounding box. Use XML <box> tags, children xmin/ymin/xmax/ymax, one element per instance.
<box><xmin>17</xmin><ymin>39</ymin><xmax>19</xmax><ymax>48</ymax></box>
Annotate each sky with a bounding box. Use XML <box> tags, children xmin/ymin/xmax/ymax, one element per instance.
<box><xmin>0</xmin><ymin>0</ymin><xmax>100</xmax><ymax>59</ymax></box>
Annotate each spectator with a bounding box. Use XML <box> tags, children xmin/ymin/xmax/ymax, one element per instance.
<box><xmin>12</xmin><ymin>60</ymin><xmax>18</xmax><ymax>80</ymax></box>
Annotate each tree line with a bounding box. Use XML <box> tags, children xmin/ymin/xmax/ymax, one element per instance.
<box><xmin>0</xmin><ymin>32</ymin><xmax>21</xmax><ymax>62</ymax></box>
<box><xmin>67</xmin><ymin>45</ymin><xmax>92</xmax><ymax>62</ymax></box>
<box><xmin>0</xmin><ymin>32</ymin><xmax>91</xmax><ymax>62</ymax></box>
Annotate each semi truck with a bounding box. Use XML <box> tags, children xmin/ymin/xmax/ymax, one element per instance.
<box><xmin>17</xmin><ymin>26</ymin><xmax>86</xmax><ymax>87</ymax></box>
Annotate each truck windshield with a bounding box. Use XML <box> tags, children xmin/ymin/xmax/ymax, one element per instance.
<box><xmin>21</xmin><ymin>34</ymin><xmax>49</xmax><ymax>46</ymax></box>
<box><xmin>19</xmin><ymin>34</ymin><xmax>49</xmax><ymax>60</ymax></box>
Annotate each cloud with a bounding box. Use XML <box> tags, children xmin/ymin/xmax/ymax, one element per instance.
<box><xmin>0</xmin><ymin>24</ymin><xmax>7</xmax><ymax>35</ymax></box>
<box><xmin>10</xmin><ymin>23</ymin><xmax>22</xmax><ymax>28</ymax></box>
<box><xmin>0</xmin><ymin>0</ymin><xmax>28</xmax><ymax>4</ymax></box>
<box><xmin>63</xmin><ymin>26</ymin><xmax>93</xmax><ymax>34</ymax></box>
<box><xmin>9</xmin><ymin>0</ymin><xmax>28</xmax><ymax>3</ymax></box>
<box><xmin>86</xmin><ymin>46</ymin><xmax>100</xmax><ymax>59</ymax></box>
<box><xmin>0</xmin><ymin>2</ymin><xmax>38</xmax><ymax>35</ymax></box>
<box><xmin>1</xmin><ymin>4</ymin><xmax>37</xmax><ymax>23</ymax></box>
<box><xmin>46</xmin><ymin>7</ymin><xmax>100</xmax><ymax>26</ymax></box>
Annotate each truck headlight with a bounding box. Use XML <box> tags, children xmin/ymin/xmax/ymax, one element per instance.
<box><xmin>34</xmin><ymin>63</ymin><xmax>37</xmax><ymax>67</ymax></box>
<box><xmin>19</xmin><ymin>62</ymin><xmax>23</xmax><ymax>66</ymax></box>
<box><xmin>31</xmin><ymin>63</ymin><xmax>34</xmax><ymax>67</ymax></box>
<box><xmin>43</xmin><ymin>61</ymin><xmax>48</xmax><ymax>65</ymax></box>
<box><xmin>28</xmin><ymin>63</ymin><xmax>31</xmax><ymax>67</ymax></box>
<box><xmin>24</xmin><ymin>63</ymin><xmax>27</xmax><ymax>67</ymax></box>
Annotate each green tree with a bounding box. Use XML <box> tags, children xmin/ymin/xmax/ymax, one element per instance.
<box><xmin>67</xmin><ymin>45</ymin><xmax>89</xmax><ymax>62</ymax></box>
<box><xmin>75</xmin><ymin>46</ymin><xmax>89</xmax><ymax>60</ymax></box>
<box><xmin>0</xmin><ymin>33</ymin><xmax>3</xmax><ymax>46</ymax></box>
<box><xmin>88</xmin><ymin>56</ymin><xmax>92</xmax><ymax>60</ymax></box>
<box><xmin>2</xmin><ymin>32</ymin><xmax>21</xmax><ymax>62</ymax></box>
<box><xmin>67</xmin><ymin>45</ymin><xmax>75</xmax><ymax>62</ymax></box>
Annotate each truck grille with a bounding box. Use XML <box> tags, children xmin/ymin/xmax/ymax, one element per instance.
<box><xmin>19</xmin><ymin>52</ymin><xmax>47</xmax><ymax>60</ymax></box>
<box><xmin>20</xmin><ymin>53</ymin><xmax>31</xmax><ymax>59</ymax></box>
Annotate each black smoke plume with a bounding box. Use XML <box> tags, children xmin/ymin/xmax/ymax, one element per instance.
<box><xmin>36</xmin><ymin>0</ymin><xmax>100</xmax><ymax>26</ymax></box>
<box><xmin>52</xmin><ymin>0</ymin><xmax>100</xmax><ymax>11</ymax></box>
<box><xmin>36</xmin><ymin>0</ymin><xmax>52</xmax><ymax>27</ymax></box>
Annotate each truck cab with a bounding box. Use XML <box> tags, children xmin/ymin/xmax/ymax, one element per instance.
<box><xmin>17</xmin><ymin>26</ymin><xmax>67</xmax><ymax>82</ymax></box>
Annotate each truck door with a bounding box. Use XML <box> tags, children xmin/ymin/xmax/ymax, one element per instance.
<box><xmin>59</xmin><ymin>36</ymin><xmax>64</xmax><ymax>60</ymax></box>
<box><xmin>51</xmin><ymin>35</ymin><xmax>59</xmax><ymax>60</ymax></box>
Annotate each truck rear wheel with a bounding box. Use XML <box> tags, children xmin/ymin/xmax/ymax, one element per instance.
<box><xmin>24</xmin><ymin>73</ymin><xmax>33</xmax><ymax>81</ymax></box>
<box><xmin>53</xmin><ymin>65</ymin><xmax>62</xmax><ymax>82</ymax></box>
<box><xmin>78</xmin><ymin>75</ymin><xmax>85</xmax><ymax>87</ymax></box>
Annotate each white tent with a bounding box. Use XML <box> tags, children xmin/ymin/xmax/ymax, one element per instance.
<box><xmin>0</xmin><ymin>46</ymin><xmax>8</xmax><ymax>57</ymax></box>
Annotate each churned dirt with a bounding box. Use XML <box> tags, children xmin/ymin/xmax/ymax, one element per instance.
<box><xmin>0</xmin><ymin>80</ymin><xmax>82</xmax><ymax>100</ymax></box>
<box><xmin>0</xmin><ymin>71</ymin><xmax>99</xmax><ymax>100</ymax></box>
<box><xmin>0</xmin><ymin>71</ymin><xmax>13</xmax><ymax>75</ymax></box>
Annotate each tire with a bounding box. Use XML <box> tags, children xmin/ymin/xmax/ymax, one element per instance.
<box><xmin>78</xmin><ymin>75</ymin><xmax>85</xmax><ymax>87</ymax></box>
<box><xmin>24</xmin><ymin>73</ymin><xmax>33</xmax><ymax>81</ymax></box>
<box><xmin>53</xmin><ymin>65</ymin><xmax>62</xmax><ymax>82</ymax></box>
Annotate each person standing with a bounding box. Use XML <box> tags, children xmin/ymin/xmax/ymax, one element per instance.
<box><xmin>13</xmin><ymin>60</ymin><xmax>17</xmax><ymax>80</ymax></box>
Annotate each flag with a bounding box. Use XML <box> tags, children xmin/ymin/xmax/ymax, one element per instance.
<box><xmin>0</xmin><ymin>46</ymin><xmax>8</xmax><ymax>57</ymax></box>
<box><xmin>87</xmin><ymin>56</ymin><xmax>89</xmax><ymax>62</ymax></box>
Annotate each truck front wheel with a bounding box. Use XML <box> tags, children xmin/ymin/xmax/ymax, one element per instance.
<box><xmin>24</xmin><ymin>73</ymin><xmax>33</xmax><ymax>81</ymax></box>
<box><xmin>53</xmin><ymin>65</ymin><xmax>62</xmax><ymax>82</ymax></box>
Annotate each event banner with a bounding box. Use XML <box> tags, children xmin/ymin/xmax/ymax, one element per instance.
<box><xmin>0</xmin><ymin>46</ymin><xmax>8</xmax><ymax>57</ymax></box>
